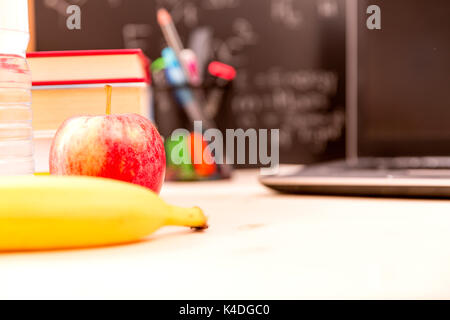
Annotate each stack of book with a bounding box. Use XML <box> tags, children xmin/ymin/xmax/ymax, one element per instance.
<box><xmin>27</xmin><ymin>49</ymin><xmax>152</xmax><ymax>172</ymax></box>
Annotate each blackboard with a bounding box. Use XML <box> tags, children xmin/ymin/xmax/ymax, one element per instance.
<box><xmin>35</xmin><ymin>0</ymin><xmax>346</xmax><ymax>164</ymax></box>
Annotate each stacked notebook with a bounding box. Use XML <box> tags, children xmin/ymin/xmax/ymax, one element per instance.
<box><xmin>27</xmin><ymin>49</ymin><xmax>152</xmax><ymax>172</ymax></box>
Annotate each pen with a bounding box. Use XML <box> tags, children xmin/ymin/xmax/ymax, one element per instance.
<box><xmin>188</xmin><ymin>27</ymin><xmax>213</xmax><ymax>82</ymax></box>
<box><xmin>157</xmin><ymin>8</ymin><xmax>183</xmax><ymax>54</ymax></box>
<box><xmin>180</xmin><ymin>48</ymin><xmax>201</xmax><ymax>86</ymax></box>
<box><xmin>162</xmin><ymin>47</ymin><xmax>214</xmax><ymax>129</ymax></box>
<box><xmin>204</xmin><ymin>61</ymin><xmax>237</xmax><ymax>119</ymax></box>
<box><xmin>157</xmin><ymin>8</ymin><xmax>194</xmax><ymax>84</ymax></box>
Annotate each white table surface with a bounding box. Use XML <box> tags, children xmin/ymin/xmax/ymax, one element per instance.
<box><xmin>2</xmin><ymin>169</ymin><xmax>450</xmax><ymax>299</ymax></box>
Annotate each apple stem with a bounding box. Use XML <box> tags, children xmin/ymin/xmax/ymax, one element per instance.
<box><xmin>105</xmin><ymin>85</ymin><xmax>112</xmax><ymax>115</ymax></box>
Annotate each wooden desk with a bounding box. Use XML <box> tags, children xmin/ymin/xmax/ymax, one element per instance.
<box><xmin>1</xmin><ymin>169</ymin><xmax>450</xmax><ymax>299</ymax></box>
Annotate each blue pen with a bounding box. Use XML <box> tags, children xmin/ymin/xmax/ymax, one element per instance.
<box><xmin>162</xmin><ymin>47</ymin><xmax>213</xmax><ymax>129</ymax></box>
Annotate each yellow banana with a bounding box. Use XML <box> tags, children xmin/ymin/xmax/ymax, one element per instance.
<box><xmin>0</xmin><ymin>175</ymin><xmax>207</xmax><ymax>251</ymax></box>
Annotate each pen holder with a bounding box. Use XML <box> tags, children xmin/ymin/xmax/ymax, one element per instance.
<box><xmin>153</xmin><ymin>79</ymin><xmax>233</xmax><ymax>181</ymax></box>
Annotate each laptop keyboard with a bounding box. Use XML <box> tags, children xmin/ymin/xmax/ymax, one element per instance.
<box><xmin>350</xmin><ymin>157</ymin><xmax>450</xmax><ymax>170</ymax></box>
<box><xmin>296</xmin><ymin>157</ymin><xmax>450</xmax><ymax>178</ymax></box>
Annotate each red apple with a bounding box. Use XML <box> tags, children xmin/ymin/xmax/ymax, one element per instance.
<box><xmin>49</xmin><ymin>113</ymin><xmax>166</xmax><ymax>193</ymax></box>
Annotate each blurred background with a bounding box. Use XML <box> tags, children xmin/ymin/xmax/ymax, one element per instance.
<box><xmin>28</xmin><ymin>0</ymin><xmax>346</xmax><ymax>167</ymax></box>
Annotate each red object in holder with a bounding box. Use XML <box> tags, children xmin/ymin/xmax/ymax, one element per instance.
<box><xmin>208</xmin><ymin>61</ymin><xmax>236</xmax><ymax>81</ymax></box>
<box><xmin>188</xmin><ymin>132</ymin><xmax>217</xmax><ymax>177</ymax></box>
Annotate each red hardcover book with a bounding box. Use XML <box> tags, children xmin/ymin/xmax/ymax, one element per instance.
<box><xmin>27</xmin><ymin>49</ymin><xmax>151</xmax><ymax>86</ymax></box>
<box><xmin>27</xmin><ymin>49</ymin><xmax>152</xmax><ymax>173</ymax></box>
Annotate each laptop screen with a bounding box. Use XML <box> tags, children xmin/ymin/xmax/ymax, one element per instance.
<box><xmin>356</xmin><ymin>0</ymin><xmax>450</xmax><ymax>157</ymax></box>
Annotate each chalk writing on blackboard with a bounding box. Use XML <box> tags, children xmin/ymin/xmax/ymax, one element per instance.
<box><xmin>43</xmin><ymin>0</ymin><xmax>71</xmax><ymax>16</ymax></box>
<box><xmin>270</xmin><ymin>0</ymin><xmax>303</xmax><ymax>29</ymax></box>
<box><xmin>231</xmin><ymin>68</ymin><xmax>343</xmax><ymax>153</ymax></box>
<box><xmin>122</xmin><ymin>24</ymin><xmax>152</xmax><ymax>51</ymax></box>
<box><xmin>213</xmin><ymin>18</ymin><xmax>258</xmax><ymax>67</ymax></box>
<box><xmin>202</xmin><ymin>0</ymin><xmax>241</xmax><ymax>10</ymax></box>
<box><xmin>317</xmin><ymin>0</ymin><xmax>339</xmax><ymax>17</ymax></box>
<box><xmin>156</xmin><ymin>0</ymin><xmax>199</xmax><ymax>27</ymax></box>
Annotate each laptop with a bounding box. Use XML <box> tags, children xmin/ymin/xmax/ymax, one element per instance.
<box><xmin>261</xmin><ymin>0</ymin><xmax>450</xmax><ymax>197</ymax></box>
